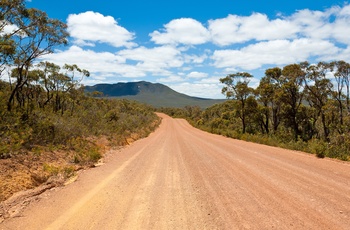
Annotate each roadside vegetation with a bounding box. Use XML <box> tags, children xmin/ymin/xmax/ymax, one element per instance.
<box><xmin>160</xmin><ymin>61</ymin><xmax>350</xmax><ymax>161</ymax></box>
<box><xmin>0</xmin><ymin>0</ymin><xmax>160</xmax><ymax>202</ymax></box>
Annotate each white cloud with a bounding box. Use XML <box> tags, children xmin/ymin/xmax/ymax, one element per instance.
<box><xmin>1</xmin><ymin>24</ymin><xmax>19</xmax><ymax>35</ymax></box>
<box><xmin>212</xmin><ymin>39</ymin><xmax>340</xmax><ymax>70</ymax></box>
<box><xmin>150</xmin><ymin>18</ymin><xmax>210</xmax><ymax>45</ymax></box>
<box><xmin>187</xmin><ymin>71</ymin><xmax>208</xmax><ymax>79</ymax></box>
<box><xmin>195</xmin><ymin>77</ymin><xmax>222</xmax><ymax>84</ymax></box>
<box><xmin>67</xmin><ymin>11</ymin><xmax>136</xmax><ymax>48</ymax></box>
<box><xmin>330</xmin><ymin>5</ymin><xmax>350</xmax><ymax>45</ymax></box>
<box><xmin>117</xmin><ymin>46</ymin><xmax>183</xmax><ymax>75</ymax></box>
<box><xmin>42</xmin><ymin>46</ymin><xmax>145</xmax><ymax>79</ymax></box>
<box><xmin>284</xmin><ymin>6</ymin><xmax>350</xmax><ymax>45</ymax></box>
<box><xmin>326</xmin><ymin>46</ymin><xmax>350</xmax><ymax>61</ymax></box>
<box><xmin>157</xmin><ymin>75</ymin><xmax>185</xmax><ymax>83</ymax></box>
<box><xmin>184</xmin><ymin>54</ymin><xmax>208</xmax><ymax>64</ymax></box>
<box><xmin>169</xmin><ymin>82</ymin><xmax>224</xmax><ymax>99</ymax></box>
<box><xmin>41</xmin><ymin>45</ymin><xmax>187</xmax><ymax>81</ymax></box>
<box><xmin>44</xmin><ymin>46</ymin><xmax>125</xmax><ymax>68</ymax></box>
<box><xmin>208</xmin><ymin>5</ymin><xmax>350</xmax><ymax>46</ymax></box>
<box><xmin>208</xmin><ymin>13</ymin><xmax>299</xmax><ymax>46</ymax></box>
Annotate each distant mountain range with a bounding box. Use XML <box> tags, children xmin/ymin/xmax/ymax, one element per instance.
<box><xmin>84</xmin><ymin>81</ymin><xmax>225</xmax><ymax>108</ymax></box>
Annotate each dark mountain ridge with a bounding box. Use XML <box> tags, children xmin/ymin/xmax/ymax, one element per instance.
<box><xmin>85</xmin><ymin>81</ymin><xmax>225</xmax><ymax>108</ymax></box>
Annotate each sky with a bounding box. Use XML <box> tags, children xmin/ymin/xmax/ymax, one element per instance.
<box><xmin>24</xmin><ymin>0</ymin><xmax>350</xmax><ymax>98</ymax></box>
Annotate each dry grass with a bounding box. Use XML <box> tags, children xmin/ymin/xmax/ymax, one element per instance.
<box><xmin>0</xmin><ymin>136</ymin><xmax>113</xmax><ymax>202</ymax></box>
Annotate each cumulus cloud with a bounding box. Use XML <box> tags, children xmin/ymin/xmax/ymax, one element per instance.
<box><xmin>43</xmin><ymin>45</ymin><xmax>186</xmax><ymax>80</ymax></box>
<box><xmin>187</xmin><ymin>71</ymin><xmax>208</xmax><ymax>79</ymax></box>
<box><xmin>43</xmin><ymin>46</ymin><xmax>124</xmax><ymax>69</ymax></box>
<box><xmin>291</xmin><ymin>6</ymin><xmax>350</xmax><ymax>45</ymax></box>
<box><xmin>327</xmin><ymin>46</ymin><xmax>350</xmax><ymax>61</ymax></box>
<box><xmin>67</xmin><ymin>11</ymin><xmax>136</xmax><ymax>48</ymax></box>
<box><xmin>208</xmin><ymin>13</ymin><xmax>299</xmax><ymax>46</ymax></box>
<box><xmin>196</xmin><ymin>77</ymin><xmax>222</xmax><ymax>84</ymax></box>
<box><xmin>208</xmin><ymin>5</ymin><xmax>350</xmax><ymax>46</ymax></box>
<box><xmin>117</xmin><ymin>46</ymin><xmax>183</xmax><ymax>75</ymax></box>
<box><xmin>289</xmin><ymin>8</ymin><xmax>336</xmax><ymax>42</ymax></box>
<box><xmin>150</xmin><ymin>18</ymin><xmax>210</xmax><ymax>45</ymax></box>
<box><xmin>168</xmin><ymin>82</ymin><xmax>224</xmax><ymax>98</ymax></box>
<box><xmin>157</xmin><ymin>75</ymin><xmax>185</xmax><ymax>83</ymax></box>
<box><xmin>212</xmin><ymin>39</ymin><xmax>340</xmax><ymax>70</ymax></box>
<box><xmin>43</xmin><ymin>46</ymin><xmax>145</xmax><ymax>78</ymax></box>
<box><xmin>184</xmin><ymin>54</ymin><xmax>208</xmax><ymax>64</ymax></box>
<box><xmin>1</xmin><ymin>24</ymin><xmax>18</xmax><ymax>35</ymax></box>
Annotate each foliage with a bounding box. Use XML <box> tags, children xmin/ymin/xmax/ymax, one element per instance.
<box><xmin>220</xmin><ymin>72</ymin><xmax>254</xmax><ymax>133</ymax></box>
<box><xmin>1</xmin><ymin>0</ymin><xmax>69</xmax><ymax>111</ymax></box>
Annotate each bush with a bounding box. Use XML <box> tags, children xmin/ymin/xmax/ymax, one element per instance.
<box><xmin>69</xmin><ymin>137</ymin><xmax>102</xmax><ymax>165</ymax></box>
<box><xmin>307</xmin><ymin>139</ymin><xmax>327</xmax><ymax>158</ymax></box>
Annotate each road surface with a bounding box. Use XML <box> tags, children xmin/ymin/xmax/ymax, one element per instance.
<box><xmin>1</xmin><ymin>113</ymin><xmax>350</xmax><ymax>229</ymax></box>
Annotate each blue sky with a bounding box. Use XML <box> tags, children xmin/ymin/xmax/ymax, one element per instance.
<box><xmin>25</xmin><ymin>0</ymin><xmax>350</xmax><ymax>98</ymax></box>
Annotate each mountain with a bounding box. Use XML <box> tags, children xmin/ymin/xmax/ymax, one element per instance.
<box><xmin>84</xmin><ymin>81</ymin><xmax>225</xmax><ymax>108</ymax></box>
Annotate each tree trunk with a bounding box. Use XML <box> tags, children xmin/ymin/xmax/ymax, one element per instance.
<box><xmin>7</xmin><ymin>81</ymin><xmax>21</xmax><ymax>111</ymax></box>
<box><xmin>321</xmin><ymin>113</ymin><xmax>330</xmax><ymax>141</ymax></box>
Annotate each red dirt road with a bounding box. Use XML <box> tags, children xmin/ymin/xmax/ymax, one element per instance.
<box><xmin>1</xmin><ymin>113</ymin><xmax>350</xmax><ymax>229</ymax></box>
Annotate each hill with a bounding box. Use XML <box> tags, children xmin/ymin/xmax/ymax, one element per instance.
<box><xmin>84</xmin><ymin>81</ymin><xmax>225</xmax><ymax>108</ymax></box>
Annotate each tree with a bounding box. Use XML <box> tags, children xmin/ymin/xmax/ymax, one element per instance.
<box><xmin>256</xmin><ymin>77</ymin><xmax>273</xmax><ymax>134</ymax></box>
<box><xmin>220</xmin><ymin>72</ymin><xmax>254</xmax><ymax>133</ymax></box>
<box><xmin>335</xmin><ymin>61</ymin><xmax>350</xmax><ymax>112</ymax></box>
<box><xmin>330</xmin><ymin>60</ymin><xmax>350</xmax><ymax>127</ymax></box>
<box><xmin>256</xmin><ymin>67</ymin><xmax>283</xmax><ymax>134</ymax></box>
<box><xmin>279</xmin><ymin>64</ymin><xmax>305</xmax><ymax>140</ymax></box>
<box><xmin>2</xmin><ymin>2</ymin><xmax>68</xmax><ymax>111</ymax></box>
<box><xmin>303</xmin><ymin>62</ymin><xmax>332</xmax><ymax>140</ymax></box>
<box><xmin>0</xmin><ymin>0</ymin><xmax>26</xmax><ymax>75</ymax></box>
<box><xmin>36</xmin><ymin>61</ymin><xmax>60</xmax><ymax>108</ymax></box>
<box><xmin>53</xmin><ymin>64</ymin><xmax>89</xmax><ymax>114</ymax></box>
<box><xmin>184</xmin><ymin>105</ymin><xmax>202</xmax><ymax>121</ymax></box>
<box><xmin>35</xmin><ymin>62</ymin><xmax>89</xmax><ymax>113</ymax></box>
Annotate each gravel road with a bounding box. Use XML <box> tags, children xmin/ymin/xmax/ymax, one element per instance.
<box><xmin>1</xmin><ymin>113</ymin><xmax>350</xmax><ymax>229</ymax></box>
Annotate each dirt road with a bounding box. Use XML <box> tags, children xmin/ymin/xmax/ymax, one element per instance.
<box><xmin>1</xmin><ymin>113</ymin><xmax>350</xmax><ymax>229</ymax></box>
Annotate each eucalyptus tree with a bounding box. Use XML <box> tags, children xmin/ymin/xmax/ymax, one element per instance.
<box><xmin>334</xmin><ymin>61</ymin><xmax>350</xmax><ymax>111</ymax></box>
<box><xmin>55</xmin><ymin>64</ymin><xmax>89</xmax><ymax>114</ymax></box>
<box><xmin>329</xmin><ymin>60</ymin><xmax>350</xmax><ymax>127</ymax></box>
<box><xmin>303</xmin><ymin>62</ymin><xmax>333</xmax><ymax>140</ymax></box>
<box><xmin>35</xmin><ymin>62</ymin><xmax>89</xmax><ymax>114</ymax></box>
<box><xmin>220</xmin><ymin>72</ymin><xmax>255</xmax><ymax>133</ymax></box>
<box><xmin>36</xmin><ymin>61</ymin><xmax>60</xmax><ymax>108</ymax></box>
<box><xmin>256</xmin><ymin>67</ymin><xmax>283</xmax><ymax>134</ymax></box>
<box><xmin>1</xmin><ymin>1</ymin><xmax>69</xmax><ymax>111</ymax></box>
<box><xmin>279</xmin><ymin>63</ymin><xmax>306</xmax><ymax>140</ymax></box>
<box><xmin>9</xmin><ymin>67</ymin><xmax>44</xmax><ymax>112</ymax></box>
<box><xmin>0</xmin><ymin>0</ymin><xmax>27</xmax><ymax>75</ymax></box>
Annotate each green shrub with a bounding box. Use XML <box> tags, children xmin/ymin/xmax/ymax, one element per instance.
<box><xmin>43</xmin><ymin>163</ymin><xmax>60</xmax><ymax>176</ymax></box>
<box><xmin>307</xmin><ymin>139</ymin><xmax>327</xmax><ymax>158</ymax></box>
<box><xmin>69</xmin><ymin>137</ymin><xmax>102</xmax><ymax>165</ymax></box>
